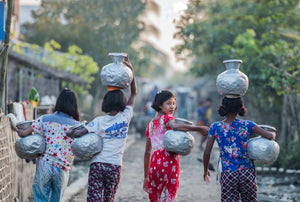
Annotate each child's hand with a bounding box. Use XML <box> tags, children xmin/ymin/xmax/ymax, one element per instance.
<box><xmin>123</xmin><ymin>54</ymin><xmax>133</xmax><ymax>71</ymax></box>
<box><xmin>66</xmin><ymin>129</ymin><xmax>78</xmax><ymax>139</ymax></box>
<box><xmin>203</xmin><ymin>170</ymin><xmax>211</xmax><ymax>182</ymax></box>
<box><xmin>16</xmin><ymin>128</ymin><xmax>31</xmax><ymax>138</ymax></box>
<box><xmin>143</xmin><ymin>178</ymin><xmax>149</xmax><ymax>193</ymax></box>
<box><xmin>200</xmin><ymin>126</ymin><xmax>209</xmax><ymax>136</ymax></box>
<box><xmin>271</xmin><ymin>131</ymin><xmax>276</xmax><ymax>140</ymax></box>
<box><xmin>66</xmin><ymin>129</ymin><xmax>73</xmax><ymax>138</ymax></box>
<box><xmin>67</xmin><ymin>128</ymin><xmax>88</xmax><ymax>138</ymax></box>
<box><xmin>16</xmin><ymin>128</ymin><xmax>24</xmax><ymax>137</ymax></box>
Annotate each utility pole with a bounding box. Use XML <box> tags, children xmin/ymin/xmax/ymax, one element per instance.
<box><xmin>0</xmin><ymin>0</ymin><xmax>14</xmax><ymax>113</ymax></box>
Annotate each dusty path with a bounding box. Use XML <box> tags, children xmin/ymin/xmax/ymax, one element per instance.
<box><xmin>70</xmin><ymin>133</ymin><xmax>221</xmax><ymax>201</ymax></box>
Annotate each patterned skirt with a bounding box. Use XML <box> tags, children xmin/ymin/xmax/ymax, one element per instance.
<box><xmin>220</xmin><ymin>168</ymin><xmax>257</xmax><ymax>202</ymax></box>
<box><xmin>147</xmin><ymin>149</ymin><xmax>180</xmax><ymax>202</ymax></box>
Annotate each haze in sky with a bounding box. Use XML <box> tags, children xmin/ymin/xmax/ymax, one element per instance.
<box><xmin>20</xmin><ymin>0</ymin><xmax>41</xmax><ymax>6</ymax></box>
<box><xmin>21</xmin><ymin>0</ymin><xmax>189</xmax><ymax>73</ymax></box>
<box><xmin>145</xmin><ymin>0</ymin><xmax>188</xmax><ymax>73</ymax></box>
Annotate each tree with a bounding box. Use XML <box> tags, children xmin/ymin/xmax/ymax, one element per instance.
<box><xmin>21</xmin><ymin>0</ymin><xmax>166</xmax><ymax>77</ymax></box>
<box><xmin>11</xmin><ymin>39</ymin><xmax>99</xmax><ymax>107</ymax></box>
<box><xmin>174</xmin><ymin>0</ymin><xmax>300</xmax><ymax>168</ymax></box>
<box><xmin>21</xmin><ymin>0</ymin><xmax>168</xmax><ymax>116</ymax></box>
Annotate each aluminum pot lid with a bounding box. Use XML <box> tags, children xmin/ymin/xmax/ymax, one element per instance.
<box><xmin>108</xmin><ymin>53</ymin><xmax>127</xmax><ymax>57</ymax></box>
<box><xmin>258</xmin><ymin>124</ymin><xmax>276</xmax><ymax>132</ymax></box>
<box><xmin>223</xmin><ymin>59</ymin><xmax>243</xmax><ymax>64</ymax></box>
<box><xmin>175</xmin><ymin>118</ymin><xmax>193</xmax><ymax>125</ymax></box>
<box><xmin>16</xmin><ymin>120</ymin><xmax>33</xmax><ymax>127</ymax></box>
<box><xmin>70</xmin><ymin>121</ymin><xmax>87</xmax><ymax>130</ymax></box>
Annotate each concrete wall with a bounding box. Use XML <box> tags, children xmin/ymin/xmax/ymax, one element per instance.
<box><xmin>7</xmin><ymin>57</ymin><xmax>60</xmax><ymax>102</ymax></box>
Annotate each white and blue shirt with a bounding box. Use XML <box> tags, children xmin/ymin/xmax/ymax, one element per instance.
<box><xmin>85</xmin><ymin>106</ymin><xmax>133</xmax><ymax>166</ymax></box>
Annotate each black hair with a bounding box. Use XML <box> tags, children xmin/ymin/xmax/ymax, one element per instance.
<box><xmin>217</xmin><ymin>97</ymin><xmax>247</xmax><ymax>117</ymax></box>
<box><xmin>102</xmin><ymin>90</ymin><xmax>127</xmax><ymax>113</ymax></box>
<box><xmin>151</xmin><ymin>90</ymin><xmax>176</xmax><ymax>112</ymax></box>
<box><xmin>198</xmin><ymin>100</ymin><xmax>205</xmax><ymax>105</ymax></box>
<box><xmin>206</xmin><ymin>98</ymin><xmax>213</xmax><ymax>103</ymax></box>
<box><xmin>54</xmin><ymin>88</ymin><xmax>80</xmax><ymax>121</ymax></box>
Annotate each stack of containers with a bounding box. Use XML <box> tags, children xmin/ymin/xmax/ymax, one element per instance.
<box><xmin>216</xmin><ymin>59</ymin><xmax>279</xmax><ymax>165</ymax></box>
<box><xmin>100</xmin><ymin>53</ymin><xmax>133</xmax><ymax>90</ymax></box>
<box><xmin>71</xmin><ymin>53</ymin><xmax>133</xmax><ymax>160</ymax></box>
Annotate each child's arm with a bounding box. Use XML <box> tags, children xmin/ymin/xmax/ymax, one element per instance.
<box><xmin>252</xmin><ymin>125</ymin><xmax>276</xmax><ymax>140</ymax></box>
<box><xmin>66</xmin><ymin>128</ymin><xmax>88</xmax><ymax>138</ymax></box>
<box><xmin>167</xmin><ymin>119</ymin><xmax>209</xmax><ymax>136</ymax></box>
<box><xmin>123</xmin><ymin>55</ymin><xmax>137</xmax><ymax>107</ymax></box>
<box><xmin>203</xmin><ymin>136</ymin><xmax>215</xmax><ymax>182</ymax></box>
<box><xmin>143</xmin><ymin>138</ymin><xmax>152</xmax><ymax>193</ymax></box>
<box><xmin>16</xmin><ymin>126</ymin><xmax>34</xmax><ymax>138</ymax></box>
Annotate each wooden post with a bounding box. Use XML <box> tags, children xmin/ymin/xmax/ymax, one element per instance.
<box><xmin>0</xmin><ymin>0</ymin><xmax>14</xmax><ymax>113</ymax></box>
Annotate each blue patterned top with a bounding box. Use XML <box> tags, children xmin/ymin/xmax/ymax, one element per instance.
<box><xmin>42</xmin><ymin>112</ymin><xmax>79</xmax><ymax>125</ymax></box>
<box><xmin>208</xmin><ymin>119</ymin><xmax>256</xmax><ymax>172</ymax></box>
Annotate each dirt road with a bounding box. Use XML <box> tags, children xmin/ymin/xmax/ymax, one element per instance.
<box><xmin>70</xmin><ymin>133</ymin><xmax>221</xmax><ymax>201</ymax></box>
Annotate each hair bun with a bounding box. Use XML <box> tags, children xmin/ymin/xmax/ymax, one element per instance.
<box><xmin>238</xmin><ymin>107</ymin><xmax>247</xmax><ymax>116</ymax></box>
<box><xmin>217</xmin><ymin>105</ymin><xmax>227</xmax><ymax>116</ymax></box>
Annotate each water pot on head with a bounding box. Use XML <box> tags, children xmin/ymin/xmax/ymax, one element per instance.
<box><xmin>216</xmin><ymin>59</ymin><xmax>249</xmax><ymax>96</ymax></box>
<box><xmin>100</xmin><ymin>53</ymin><xmax>133</xmax><ymax>89</ymax></box>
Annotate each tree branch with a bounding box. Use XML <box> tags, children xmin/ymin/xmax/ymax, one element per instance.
<box><xmin>268</xmin><ymin>63</ymin><xmax>292</xmax><ymax>77</ymax></box>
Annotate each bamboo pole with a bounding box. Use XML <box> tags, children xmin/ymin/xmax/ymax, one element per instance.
<box><xmin>0</xmin><ymin>0</ymin><xmax>14</xmax><ymax>113</ymax></box>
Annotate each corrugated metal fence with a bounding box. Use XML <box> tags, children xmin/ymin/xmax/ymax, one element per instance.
<box><xmin>0</xmin><ymin>108</ymin><xmax>35</xmax><ymax>202</ymax></box>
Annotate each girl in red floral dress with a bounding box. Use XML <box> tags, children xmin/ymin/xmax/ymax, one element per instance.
<box><xmin>143</xmin><ymin>90</ymin><xmax>208</xmax><ymax>202</ymax></box>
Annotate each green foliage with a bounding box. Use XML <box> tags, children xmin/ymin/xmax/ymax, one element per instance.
<box><xmin>175</xmin><ymin>0</ymin><xmax>300</xmax><ymax>169</ymax></box>
<box><xmin>129</xmin><ymin>43</ymin><xmax>169</xmax><ymax>78</ymax></box>
<box><xmin>44</xmin><ymin>40</ymin><xmax>99</xmax><ymax>88</ymax></box>
<box><xmin>268</xmin><ymin>42</ymin><xmax>300</xmax><ymax>95</ymax></box>
<box><xmin>11</xmin><ymin>40</ymin><xmax>99</xmax><ymax>91</ymax></box>
<box><xmin>21</xmin><ymin>0</ymin><xmax>166</xmax><ymax>100</ymax></box>
<box><xmin>174</xmin><ymin>0</ymin><xmax>300</xmax><ymax>115</ymax></box>
<box><xmin>175</xmin><ymin>0</ymin><xmax>299</xmax><ymax>93</ymax></box>
<box><xmin>276</xmin><ymin>140</ymin><xmax>300</xmax><ymax>169</ymax></box>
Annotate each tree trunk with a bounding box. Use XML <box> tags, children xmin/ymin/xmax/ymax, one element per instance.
<box><xmin>280</xmin><ymin>94</ymin><xmax>288</xmax><ymax>147</ymax></box>
<box><xmin>287</xmin><ymin>94</ymin><xmax>299</xmax><ymax>143</ymax></box>
<box><xmin>0</xmin><ymin>0</ymin><xmax>14</xmax><ymax>113</ymax></box>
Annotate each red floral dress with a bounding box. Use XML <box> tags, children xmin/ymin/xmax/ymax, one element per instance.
<box><xmin>146</xmin><ymin>114</ymin><xmax>180</xmax><ymax>202</ymax></box>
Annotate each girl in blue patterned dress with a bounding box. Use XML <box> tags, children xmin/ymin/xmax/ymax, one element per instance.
<box><xmin>203</xmin><ymin>97</ymin><xmax>276</xmax><ymax>202</ymax></box>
